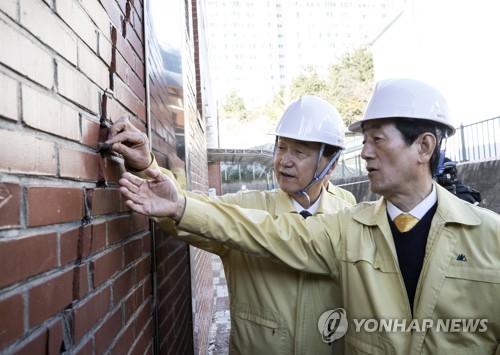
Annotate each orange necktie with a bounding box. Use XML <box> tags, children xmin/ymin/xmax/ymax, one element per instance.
<box><xmin>393</xmin><ymin>214</ymin><xmax>419</xmax><ymax>233</ymax></box>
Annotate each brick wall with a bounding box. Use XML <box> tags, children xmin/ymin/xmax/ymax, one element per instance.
<box><xmin>208</xmin><ymin>163</ymin><xmax>222</xmax><ymax>195</ymax></box>
<box><xmin>0</xmin><ymin>0</ymin><xmax>212</xmax><ymax>354</ymax></box>
<box><xmin>183</xmin><ymin>1</ymin><xmax>214</xmax><ymax>353</ymax></box>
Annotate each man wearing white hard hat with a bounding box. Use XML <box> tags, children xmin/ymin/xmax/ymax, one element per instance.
<box><xmin>118</xmin><ymin>78</ymin><xmax>500</xmax><ymax>354</ymax></box>
<box><xmin>107</xmin><ymin>96</ymin><xmax>354</xmax><ymax>354</ymax></box>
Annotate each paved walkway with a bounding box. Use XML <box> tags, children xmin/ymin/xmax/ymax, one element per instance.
<box><xmin>207</xmin><ymin>254</ymin><xmax>230</xmax><ymax>355</ymax></box>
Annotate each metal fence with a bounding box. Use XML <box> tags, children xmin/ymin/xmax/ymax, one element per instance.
<box><xmin>332</xmin><ymin>116</ymin><xmax>500</xmax><ymax>179</ymax></box>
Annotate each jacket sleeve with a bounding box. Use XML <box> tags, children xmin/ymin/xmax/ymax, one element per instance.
<box><xmin>178</xmin><ymin>196</ymin><xmax>343</xmax><ymax>277</ymax></box>
<box><xmin>133</xmin><ymin>154</ymin><xmax>231</xmax><ymax>256</ymax></box>
<box><xmin>154</xmin><ymin>190</ymin><xmax>238</xmax><ymax>256</ymax></box>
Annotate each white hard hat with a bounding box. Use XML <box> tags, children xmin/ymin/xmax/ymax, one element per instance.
<box><xmin>274</xmin><ymin>96</ymin><xmax>345</xmax><ymax>149</ymax></box>
<box><xmin>348</xmin><ymin>78</ymin><xmax>456</xmax><ymax>137</ymax></box>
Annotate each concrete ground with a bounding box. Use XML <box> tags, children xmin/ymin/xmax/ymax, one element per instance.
<box><xmin>207</xmin><ymin>254</ymin><xmax>230</xmax><ymax>355</ymax></box>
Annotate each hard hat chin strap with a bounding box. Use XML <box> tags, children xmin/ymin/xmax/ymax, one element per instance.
<box><xmin>433</xmin><ymin>131</ymin><xmax>448</xmax><ymax>177</ymax></box>
<box><xmin>294</xmin><ymin>145</ymin><xmax>342</xmax><ymax>206</ymax></box>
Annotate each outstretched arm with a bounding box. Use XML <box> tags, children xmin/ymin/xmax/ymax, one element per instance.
<box><xmin>119</xmin><ymin>168</ymin><xmax>342</xmax><ymax>276</ymax></box>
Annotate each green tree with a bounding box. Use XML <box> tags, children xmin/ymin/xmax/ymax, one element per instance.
<box><xmin>265</xmin><ymin>66</ymin><xmax>329</xmax><ymax>121</ymax></box>
<box><xmin>220</xmin><ymin>89</ymin><xmax>248</xmax><ymax>121</ymax></box>
<box><xmin>289</xmin><ymin>65</ymin><xmax>328</xmax><ymax>99</ymax></box>
<box><xmin>325</xmin><ymin>47</ymin><xmax>374</xmax><ymax>126</ymax></box>
<box><xmin>263</xmin><ymin>87</ymin><xmax>288</xmax><ymax>121</ymax></box>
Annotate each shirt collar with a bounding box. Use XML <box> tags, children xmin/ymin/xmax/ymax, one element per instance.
<box><xmin>387</xmin><ymin>184</ymin><xmax>437</xmax><ymax>220</ymax></box>
<box><xmin>292</xmin><ymin>193</ymin><xmax>321</xmax><ymax>215</ymax></box>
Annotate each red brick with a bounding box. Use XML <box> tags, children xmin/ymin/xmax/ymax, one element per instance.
<box><xmin>29</xmin><ymin>269</ymin><xmax>73</xmax><ymax>327</ymax></box>
<box><xmin>20</xmin><ymin>0</ymin><xmax>78</xmax><ymax>65</ymax></box>
<box><xmin>124</xmin><ymin>286</ymin><xmax>142</xmax><ymax>322</ymax></box>
<box><xmin>129</xmin><ymin>327</ymin><xmax>151</xmax><ymax>355</ymax></box>
<box><xmin>115</xmin><ymin>54</ymin><xmax>133</xmax><ymax>91</ymax></box>
<box><xmin>73</xmin><ymin>338</ymin><xmax>92</xmax><ymax>355</ymax></box>
<box><xmin>77</xmin><ymin>41</ymin><xmax>109</xmax><ymax>90</ymax></box>
<box><xmin>0</xmin><ymin>71</ymin><xmax>19</xmax><ymax>122</ymax></box>
<box><xmin>0</xmin><ymin>129</ymin><xmax>56</xmax><ymax>176</ymax></box>
<box><xmin>123</xmin><ymin>237</ymin><xmax>143</xmax><ymax>267</ymax></box>
<box><xmin>111</xmin><ymin>320</ymin><xmax>134</xmax><ymax>355</ymax></box>
<box><xmin>59</xmin><ymin>146</ymin><xmax>101</xmax><ymax>181</ymax></box>
<box><xmin>0</xmin><ymin>182</ymin><xmax>21</xmax><ymax>229</ymax></box>
<box><xmin>22</xmin><ymin>85</ymin><xmax>80</xmax><ymax>141</ymax></box>
<box><xmin>99</xmin><ymin>0</ymin><xmax>123</xmax><ymax>31</ymax></box>
<box><xmin>135</xmin><ymin>301</ymin><xmax>152</xmax><ymax>340</ymax></box>
<box><xmin>116</xmin><ymin>0</ymin><xmax>127</xmax><ymax>15</ymax></box>
<box><xmin>133</xmin><ymin>53</ymin><xmax>144</xmax><ymax>83</ymax></box>
<box><xmin>131</xmin><ymin>212</ymin><xmax>149</xmax><ymax>235</ymax></box>
<box><xmin>129</xmin><ymin>69</ymin><xmax>145</xmax><ymax>102</ymax></box>
<box><xmin>92</xmin><ymin>247</ymin><xmax>122</xmax><ymax>287</ymax></box>
<box><xmin>12</xmin><ymin>326</ymin><xmax>47</xmax><ymax>355</ymax></box>
<box><xmin>47</xmin><ymin>319</ymin><xmax>65</xmax><ymax>355</ymax></box>
<box><xmin>82</xmin><ymin>222</ymin><xmax>107</xmax><ymax>256</ymax></box>
<box><xmin>55</xmin><ymin>0</ymin><xmax>97</xmax><ymax>51</ymax></box>
<box><xmin>0</xmin><ymin>19</ymin><xmax>53</xmax><ymax>89</ymax></box>
<box><xmin>102</xmin><ymin>156</ymin><xmax>126</xmax><ymax>185</ymax></box>
<box><xmin>60</xmin><ymin>227</ymin><xmax>80</xmax><ymax>265</ymax></box>
<box><xmin>128</xmin><ymin>8</ymin><xmax>143</xmax><ymax>43</ymax></box>
<box><xmin>0</xmin><ymin>294</ymin><xmax>24</xmax><ymax>349</ymax></box>
<box><xmin>0</xmin><ymin>232</ymin><xmax>57</xmax><ymax>288</ymax></box>
<box><xmin>57</xmin><ymin>61</ymin><xmax>100</xmax><ymax>114</ymax></box>
<box><xmin>80</xmin><ymin>0</ymin><xmax>113</xmax><ymax>41</ymax></box>
<box><xmin>91</xmin><ymin>187</ymin><xmax>123</xmax><ymax>216</ymax></box>
<box><xmin>27</xmin><ymin>186</ymin><xmax>83</xmax><ymax>227</ymax></box>
<box><xmin>136</xmin><ymin>100</ymin><xmax>147</xmax><ymax>123</ymax></box>
<box><xmin>14</xmin><ymin>322</ymin><xmax>64</xmax><ymax>355</ymax></box>
<box><xmin>125</xmin><ymin>21</ymin><xmax>143</xmax><ymax>62</ymax></box>
<box><xmin>143</xmin><ymin>276</ymin><xmax>152</xmax><ymax>303</ymax></box>
<box><xmin>131</xmin><ymin>0</ymin><xmax>143</xmax><ymax>22</ymax></box>
<box><xmin>115</xmin><ymin>35</ymin><xmax>135</xmax><ymax>78</ymax></box>
<box><xmin>94</xmin><ymin>307</ymin><xmax>122</xmax><ymax>354</ymax></box>
<box><xmin>73</xmin><ymin>287</ymin><xmax>110</xmax><ymax>341</ymax></box>
<box><xmin>107</xmin><ymin>216</ymin><xmax>132</xmax><ymax>245</ymax></box>
<box><xmin>114</xmin><ymin>52</ymin><xmax>131</xmax><ymax>88</ymax></box>
<box><xmin>135</xmin><ymin>257</ymin><xmax>151</xmax><ymax>283</ymax></box>
<box><xmin>81</xmin><ymin>117</ymin><xmax>101</xmax><ymax>149</ymax></box>
<box><xmin>98</xmin><ymin>34</ymin><xmax>113</xmax><ymax>67</ymax></box>
<box><xmin>61</xmin><ymin>223</ymin><xmax>107</xmax><ymax>264</ymax></box>
<box><xmin>112</xmin><ymin>267</ymin><xmax>134</xmax><ymax>305</ymax></box>
<box><xmin>72</xmin><ymin>264</ymin><xmax>90</xmax><ymax>299</ymax></box>
<box><xmin>104</xmin><ymin>96</ymin><xmax>127</xmax><ymax>123</ymax></box>
<box><xmin>115</xmin><ymin>77</ymin><xmax>141</xmax><ymax>114</ymax></box>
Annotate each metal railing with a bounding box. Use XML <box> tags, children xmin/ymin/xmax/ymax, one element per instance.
<box><xmin>332</xmin><ymin>116</ymin><xmax>500</xmax><ymax>179</ymax></box>
<box><xmin>446</xmin><ymin>116</ymin><xmax>500</xmax><ymax>162</ymax></box>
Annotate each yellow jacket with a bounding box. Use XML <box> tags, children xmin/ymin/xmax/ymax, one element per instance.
<box><xmin>326</xmin><ymin>181</ymin><xmax>357</xmax><ymax>205</ymax></box>
<box><xmin>178</xmin><ymin>183</ymin><xmax>500</xmax><ymax>354</ymax></box>
<box><xmin>143</xmin><ymin>160</ymin><xmax>353</xmax><ymax>354</ymax></box>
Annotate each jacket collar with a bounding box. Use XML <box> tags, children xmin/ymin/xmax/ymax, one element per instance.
<box><xmin>352</xmin><ymin>182</ymin><xmax>481</xmax><ymax>227</ymax></box>
<box><xmin>433</xmin><ymin>182</ymin><xmax>481</xmax><ymax>226</ymax></box>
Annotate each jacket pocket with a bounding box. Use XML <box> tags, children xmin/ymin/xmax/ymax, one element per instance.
<box><xmin>437</xmin><ymin>344</ymin><xmax>499</xmax><ymax>354</ymax></box>
<box><xmin>231</xmin><ymin>303</ymin><xmax>288</xmax><ymax>355</ymax></box>
<box><xmin>235</xmin><ymin>309</ymin><xmax>279</xmax><ymax>329</ymax></box>
<box><xmin>446</xmin><ymin>267</ymin><xmax>500</xmax><ymax>284</ymax></box>
<box><xmin>341</xmin><ymin>248</ymin><xmax>397</xmax><ymax>274</ymax></box>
